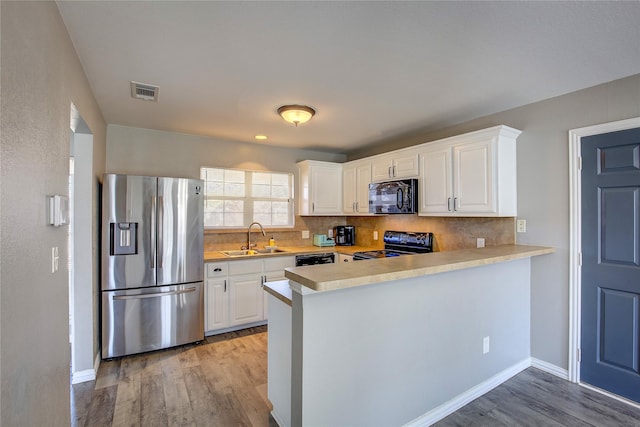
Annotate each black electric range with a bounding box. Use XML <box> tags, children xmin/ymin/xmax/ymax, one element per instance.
<box><xmin>353</xmin><ymin>231</ymin><xmax>433</xmax><ymax>260</ymax></box>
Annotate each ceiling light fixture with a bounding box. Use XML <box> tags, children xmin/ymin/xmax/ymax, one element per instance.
<box><xmin>255</xmin><ymin>135</ymin><xmax>268</xmax><ymax>140</ymax></box>
<box><xmin>277</xmin><ymin>105</ymin><xmax>315</xmax><ymax>126</ymax></box>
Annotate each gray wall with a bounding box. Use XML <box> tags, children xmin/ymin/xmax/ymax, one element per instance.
<box><xmin>0</xmin><ymin>2</ymin><xmax>106</xmax><ymax>424</ymax></box>
<box><xmin>106</xmin><ymin>124</ymin><xmax>346</xmax><ymax>178</ymax></box>
<box><xmin>349</xmin><ymin>73</ymin><xmax>640</xmax><ymax>369</ymax></box>
<box><xmin>292</xmin><ymin>258</ymin><xmax>531</xmax><ymax>425</ymax></box>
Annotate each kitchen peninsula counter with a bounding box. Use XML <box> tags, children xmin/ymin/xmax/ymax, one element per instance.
<box><xmin>268</xmin><ymin>243</ymin><xmax>555</xmax><ymax>427</ymax></box>
<box><xmin>285</xmin><ymin>244</ymin><xmax>554</xmax><ymax>292</ymax></box>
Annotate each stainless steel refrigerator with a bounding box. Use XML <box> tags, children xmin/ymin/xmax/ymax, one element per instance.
<box><xmin>101</xmin><ymin>174</ymin><xmax>204</xmax><ymax>359</ymax></box>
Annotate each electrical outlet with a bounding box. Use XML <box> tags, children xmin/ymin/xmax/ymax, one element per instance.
<box><xmin>373</xmin><ymin>231</ymin><xmax>378</xmax><ymax>241</ymax></box>
<box><xmin>517</xmin><ymin>219</ymin><xmax>527</xmax><ymax>233</ymax></box>
<box><xmin>483</xmin><ymin>336</ymin><xmax>490</xmax><ymax>354</ymax></box>
<box><xmin>302</xmin><ymin>230</ymin><xmax>310</xmax><ymax>239</ymax></box>
<box><xmin>328</xmin><ymin>229</ymin><xmax>334</xmax><ymax>238</ymax></box>
<box><xmin>477</xmin><ymin>238</ymin><xmax>485</xmax><ymax>248</ymax></box>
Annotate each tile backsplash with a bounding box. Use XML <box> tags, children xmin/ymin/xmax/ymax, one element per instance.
<box><xmin>204</xmin><ymin>215</ymin><xmax>514</xmax><ymax>252</ymax></box>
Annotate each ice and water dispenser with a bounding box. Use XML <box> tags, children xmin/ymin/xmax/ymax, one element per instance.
<box><xmin>110</xmin><ymin>222</ymin><xmax>138</xmax><ymax>255</ymax></box>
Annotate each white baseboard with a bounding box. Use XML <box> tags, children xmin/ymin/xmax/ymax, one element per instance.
<box><xmin>71</xmin><ymin>351</ymin><xmax>101</xmax><ymax>385</ymax></box>
<box><xmin>71</xmin><ymin>368</ymin><xmax>96</xmax><ymax>384</ymax></box>
<box><xmin>205</xmin><ymin>320</ymin><xmax>267</xmax><ymax>337</ymax></box>
<box><xmin>403</xmin><ymin>358</ymin><xmax>531</xmax><ymax>427</ymax></box>
<box><xmin>530</xmin><ymin>357</ymin><xmax>568</xmax><ymax>380</ymax></box>
<box><xmin>270</xmin><ymin>409</ymin><xmax>287</xmax><ymax>427</ymax></box>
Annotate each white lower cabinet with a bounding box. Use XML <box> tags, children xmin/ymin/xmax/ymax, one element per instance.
<box><xmin>205</xmin><ymin>262</ymin><xmax>229</xmax><ymax>331</ymax></box>
<box><xmin>262</xmin><ymin>256</ymin><xmax>294</xmax><ymax>320</ymax></box>
<box><xmin>205</xmin><ymin>256</ymin><xmax>294</xmax><ymax>334</ymax></box>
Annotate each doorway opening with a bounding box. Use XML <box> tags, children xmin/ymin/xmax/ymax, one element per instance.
<box><xmin>68</xmin><ymin>104</ymin><xmax>96</xmax><ymax>384</ymax></box>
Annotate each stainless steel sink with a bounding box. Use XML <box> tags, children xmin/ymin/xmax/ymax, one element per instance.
<box><xmin>219</xmin><ymin>248</ymin><xmax>287</xmax><ymax>257</ymax></box>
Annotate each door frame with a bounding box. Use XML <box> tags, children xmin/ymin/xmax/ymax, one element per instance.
<box><xmin>568</xmin><ymin>116</ymin><xmax>640</xmax><ymax>386</ymax></box>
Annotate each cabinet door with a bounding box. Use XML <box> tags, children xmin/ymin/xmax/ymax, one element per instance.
<box><xmin>453</xmin><ymin>139</ymin><xmax>495</xmax><ymax>213</ymax></box>
<box><xmin>263</xmin><ymin>256</ymin><xmax>294</xmax><ymax>320</ymax></box>
<box><xmin>355</xmin><ymin>163</ymin><xmax>372</xmax><ymax>214</ymax></box>
<box><xmin>371</xmin><ymin>156</ymin><xmax>393</xmax><ymax>182</ymax></box>
<box><xmin>205</xmin><ymin>262</ymin><xmax>229</xmax><ymax>332</ymax></box>
<box><xmin>392</xmin><ymin>153</ymin><xmax>419</xmax><ymax>179</ymax></box>
<box><xmin>229</xmin><ymin>274</ymin><xmax>264</xmax><ymax>326</ymax></box>
<box><xmin>228</xmin><ymin>260</ymin><xmax>263</xmax><ymax>326</ymax></box>
<box><xmin>342</xmin><ymin>165</ymin><xmax>357</xmax><ymax>214</ymax></box>
<box><xmin>420</xmin><ymin>148</ymin><xmax>452</xmax><ymax>214</ymax></box>
<box><xmin>205</xmin><ymin>278</ymin><xmax>228</xmax><ymax>331</ymax></box>
<box><xmin>371</xmin><ymin>153</ymin><xmax>419</xmax><ymax>181</ymax></box>
<box><xmin>263</xmin><ymin>256</ymin><xmax>294</xmax><ymax>282</ymax></box>
<box><xmin>310</xmin><ymin>164</ymin><xmax>342</xmax><ymax>214</ymax></box>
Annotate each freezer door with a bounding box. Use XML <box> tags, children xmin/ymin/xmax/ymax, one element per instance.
<box><xmin>101</xmin><ymin>283</ymin><xmax>204</xmax><ymax>358</ymax></box>
<box><xmin>102</xmin><ymin>174</ymin><xmax>157</xmax><ymax>290</ymax></box>
<box><xmin>156</xmin><ymin>177</ymin><xmax>204</xmax><ymax>286</ymax></box>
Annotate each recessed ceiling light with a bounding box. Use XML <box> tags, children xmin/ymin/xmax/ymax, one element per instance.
<box><xmin>255</xmin><ymin>135</ymin><xmax>268</xmax><ymax>140</ymax></box>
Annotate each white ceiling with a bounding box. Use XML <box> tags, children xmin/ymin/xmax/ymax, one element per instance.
<box><xmin>56</xmin><ymin>1</ymin><xmax>640</xmax><ymax>154</ymax></box>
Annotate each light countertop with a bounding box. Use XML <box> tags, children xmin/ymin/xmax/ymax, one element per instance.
<box><xmin>204</xmin><ymin>245</ymin><xmax>375</xmax><ymax>262</ymax></box>
<box><xmin>263</xmin><ymin>280</ymin><xmax>292</xmax><ymax>306</ymax></box>
<box><xmin>284</xmin><ymin>244</ymin><xmax>554</xmax><ymax>293</ymax></box>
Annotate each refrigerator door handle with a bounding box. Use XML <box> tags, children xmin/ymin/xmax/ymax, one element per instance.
<box><xmin>150</xmin><ymin>196</ymin><xmax>157</xmax><ymax>269</ymax></box>
<box><xmin>157</xmin><ymin>195</ymin><xmax>164</xmax><ymax>268</ymax></box>
<box><xmin>112</xmin><ymin>286</ymin><xmax>197</xmax><ymax>301</ymax></box>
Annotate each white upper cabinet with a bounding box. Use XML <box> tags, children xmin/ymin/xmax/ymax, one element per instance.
<box><xmin>297</xmin><ymin>160</ymin><xmax>342</xmax><ymax>216</ymax></box>
<box><xmin>342</xmin><ymin>159</ymin><xmax>372</xmax><ymax>215</ymax></box>
<box><xmin>370</xmin><ymin>150</ymin><xmax>419</xmax><ymax>182</ymax></box>
<box><xmin>419</xmin><ymin>126</ymin><xmax>520</xmax><ymax>217</ymax></box>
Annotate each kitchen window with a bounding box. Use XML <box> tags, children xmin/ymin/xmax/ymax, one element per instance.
<box><xmin>200</xmin><ymin>167</ymin><xmax>294</xmax><ymax>228</ymax></box>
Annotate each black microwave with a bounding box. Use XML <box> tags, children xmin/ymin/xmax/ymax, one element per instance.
<box><xmin>368</xmin><ymin>179</ymin><xmax>418</xmax><ymax>214</ymax></box>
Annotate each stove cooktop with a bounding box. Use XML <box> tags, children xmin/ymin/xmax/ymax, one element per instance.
<box><xmin>352</xmin><ymin>231</ymin><xmax>433</xmax><ymax>260</ymax></box>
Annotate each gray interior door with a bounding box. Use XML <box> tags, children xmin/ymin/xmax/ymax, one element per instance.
<box><xmin>581</xmin><ymin>127</ymin><xmax>640</xmax><ymax>403</ymax></box>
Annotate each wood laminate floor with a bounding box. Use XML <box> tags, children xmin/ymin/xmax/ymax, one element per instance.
<box><xmin>72</xmin><ymin>326</ymin><xmax>640</xmax><ymax>426</ymax></box>
<box><xmin>72</xmin><ymin>326</ymin><xmax>276</xmax><ymax>427</ymax></box>
<box><xmin>434</xmin><ymin>368</ymin><xmax>640</xmax><ymax>427</ymax></box>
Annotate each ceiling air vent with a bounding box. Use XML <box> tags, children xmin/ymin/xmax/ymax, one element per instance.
<box><xmin>130</xmin><ymin>81</ymin><xmax>159</xmax><ymax>102</ymax></box>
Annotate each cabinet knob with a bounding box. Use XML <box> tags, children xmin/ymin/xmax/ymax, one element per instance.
<box><xmin>214</xmin><ymin>267</ymin><xmax>222</xmax><ymax>272</ymax></box>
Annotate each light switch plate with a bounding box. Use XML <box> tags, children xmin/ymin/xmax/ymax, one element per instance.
<box><xmin>302</xmin><ymin>230</ymin><xmax>310</xmax><ymax>239</ymax></box>
<box><xmin>51</xmin><ymin>246</ymin><xmax>59</xmax><ymax>273</ymax></box>
<box><xmin>483</xmin><ymin>336</ymin><xmax>490</xmax><ymax>354</ymax></box>
<box><xmin>477</xmin><ymin>238</ymin><xmax>485</xmax><ymax>248</ymax></box>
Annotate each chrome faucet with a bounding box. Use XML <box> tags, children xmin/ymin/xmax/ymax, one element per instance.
<box><xmin>245</xmin><ymin>222</ymin><xmax>266</xmax><ymax>250</ymax></box>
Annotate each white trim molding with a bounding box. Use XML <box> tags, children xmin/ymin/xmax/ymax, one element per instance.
<box><xmin>568</xmin><ymin>116</ymin><xmax>640</xmax><ymax>385</ymax></box>
<box><xmin>404</xmin><ymin>358</ymin><xmax>531</xmax><ymax>427</ymax></box>
<box><xmin>71</xmin><ymin>369</ymin><xmax>96</xmax><ymax>384</ymax></box>
<box><xmin>531</xmin><ymin>357</ymin><xmax>569</xmax><ymax>380</ymax></box>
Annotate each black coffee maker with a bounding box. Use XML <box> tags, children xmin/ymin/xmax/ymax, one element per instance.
<box><xmin>334</xmin><ymin>225</ymin><xmax>355</xmax><ymax>246</ymax></box>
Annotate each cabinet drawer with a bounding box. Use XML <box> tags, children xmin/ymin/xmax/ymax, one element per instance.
<box><xmin>206</xmin><ymin>262</ymin><xmax>228</xmax><ymax>278</ymax></box>
<box><xmin>264</xmin><ymin>256</ymin><xmax>295</xmax><ymax>272</ymax></box>
<box><xmin>229</xmin><ymin>259</ymin><xmax>263</xmax><ymax>276</ymax></box>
